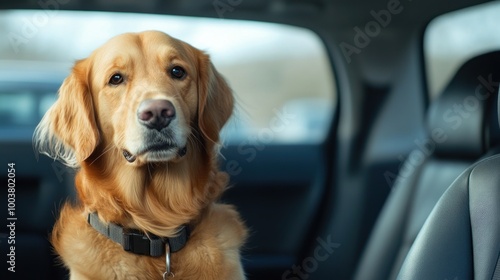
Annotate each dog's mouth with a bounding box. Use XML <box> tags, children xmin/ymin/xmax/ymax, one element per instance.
<box><xmin>123</xmin><ymin>123</ymin><xmax>189</xmax><ymax>164</ymax></box>
<box><xmin>122</xmin><ymin>144</ymin><xmax>187</xmax><ymax>163</ymax></box>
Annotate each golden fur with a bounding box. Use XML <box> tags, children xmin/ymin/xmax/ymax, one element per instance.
<box><xmin>33</xmin><ymin>31</ymin><xmax>247</xmax><ymax>280</ymax></box>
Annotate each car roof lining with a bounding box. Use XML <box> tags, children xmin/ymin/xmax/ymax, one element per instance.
<box><xmin>0</xmin><ymin>0</ymin><xmax>492</xmax><ymax>28</ymax></box>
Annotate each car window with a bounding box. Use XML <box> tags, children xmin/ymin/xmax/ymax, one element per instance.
<box><xmin>424</xmin><ymin>1</ymin><xmax>500</xmax><ymax>99</ymax></box>
<box><xmin>0</xmin><ymin>10</ymin><xmax>336</xmax><ymax>145</ymax></box>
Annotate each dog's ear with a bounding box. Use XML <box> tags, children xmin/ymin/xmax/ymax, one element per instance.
<box><xmin>33</xmin><ymin>59</ymin><xmax>99</xmax><ymax>167</ymax></box>
<box><xmin>197</xmin><ymin>53</ymin><xmax>234</xmax><ymax>148</ymax></box>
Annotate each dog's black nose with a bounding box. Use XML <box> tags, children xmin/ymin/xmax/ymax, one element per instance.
<box><xmin>137</xmin><ymin>99</ymin><xmax>176</xmax><ymax>130</ymax></box>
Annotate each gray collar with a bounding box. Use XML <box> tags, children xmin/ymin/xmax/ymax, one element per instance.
<box><xmin>87</xmin><ymin>212</ymin><xmax>190</xmax><ymax>257</ymax></box>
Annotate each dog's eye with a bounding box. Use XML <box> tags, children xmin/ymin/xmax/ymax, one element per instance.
<box><xmin>170</xmin><ymin>66</ymin><xmax>186</xmax><ymax>80</ymax></box>
<box><xmin>109</xmin><ymin>73</ymin><xmax>124</xmax><ymax>85</ymax></box>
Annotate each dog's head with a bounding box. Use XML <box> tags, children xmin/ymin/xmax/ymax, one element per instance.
<box><xmin>34</xmin><ymin>31</ymin><xmax>233</xmax><ymax>168</ymax></box>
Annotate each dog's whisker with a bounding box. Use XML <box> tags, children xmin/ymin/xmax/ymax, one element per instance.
<box><xmin>187</xmin><ymin>127</ymin><xmax>205</xmax><ymax>148</ymax></box>
<box><xmin>217</xmin><ymin>149</ymin><xmax>227</xmax><ymax>161</ymax></box>
<box><xmin>146</xmin><ymin>163</ymin><xmax>153</xmax><ymax>180</ymax></box>
<box><xmin>187</xmin><ymin>135</ymin><xmax>204</xmax><ymax>157</ymax></box>
<box><xmin>89</xmin><ymin>133</ymin><xmax>126</xmax><ymax>166</ymax></box>
<box><xmin>89</xmin><ymin>142</ymin><xmax>116</xmax><ymax>166</ymax></box>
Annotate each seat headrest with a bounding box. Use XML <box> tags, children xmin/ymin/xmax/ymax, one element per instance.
<box><xmin>427</xmin><ymin>51</ymin><xmax>500</xmax><ymax>159</ymax></box>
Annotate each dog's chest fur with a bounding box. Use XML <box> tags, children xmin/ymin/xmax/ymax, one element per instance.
<box><xmin>52</xmin><ymin>203</ymin><xmax>247</xmax><ymax>280</ymax></box>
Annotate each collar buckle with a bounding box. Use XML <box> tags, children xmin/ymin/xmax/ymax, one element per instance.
<box><xmin>123</xmin><ymin>229</ymin><xmax>163</xmax><ymax>256</ymax></box>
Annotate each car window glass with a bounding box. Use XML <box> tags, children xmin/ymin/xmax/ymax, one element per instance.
<box><xmin>425</xmin><ymin>1</ymin><xmax>500</xmax><ymax>99</ymax></box>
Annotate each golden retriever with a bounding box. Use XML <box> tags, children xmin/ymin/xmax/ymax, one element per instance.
<box><xmin>33</xmin><ymin>30</ymin><xmax>247</xmax><ymax>280</ymax></box>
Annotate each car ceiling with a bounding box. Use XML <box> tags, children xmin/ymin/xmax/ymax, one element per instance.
<box><xmin>0</xmin><ymin>0</ymin><xmax>491</xmax><ymax>28</ymax></box>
